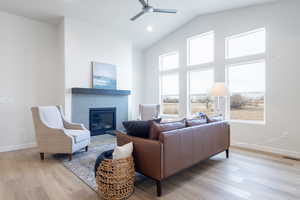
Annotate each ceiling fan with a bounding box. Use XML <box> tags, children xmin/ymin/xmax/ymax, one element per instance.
<box><xmin>131</xmin><ymin>0</ymin><xmax>178</xmax><ymax>21</ymax></box>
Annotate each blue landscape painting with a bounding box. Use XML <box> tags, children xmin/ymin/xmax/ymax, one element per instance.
<box><xmin>92</xmin><ymin>62</ymin><xmax>117</xmax><ymax>89</ymax></box>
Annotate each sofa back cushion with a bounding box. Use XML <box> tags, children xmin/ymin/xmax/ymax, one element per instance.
<box><xmin>149</xmin><ymin>119</ymin><xmax>186</xmax><ymax>140</ymax></box>
<box><xmin>186</xmin><ymin>118</ymin><xmax>207</xmax><ymax>127</ymax></box>
<box><xmin>122</xmin><ymin>118</ymin><xmax>161</xmax><ymax>138</ymax></box>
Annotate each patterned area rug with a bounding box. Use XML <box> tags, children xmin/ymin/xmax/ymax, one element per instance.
<box><xmin>61</xmin><ymin>134</ymin><xmax>116</xmax><ymax>190</ymax></box>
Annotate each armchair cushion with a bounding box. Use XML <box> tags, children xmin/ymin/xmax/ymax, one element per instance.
<box><xmin>64</xmin><ymin>129</ymin><xmax>90</xmax><ymax>143</ymax></box>
<box><xmin>38</xmin><ymin>106</ymin><xmax>64</xmax><ymax>129</ymax></box>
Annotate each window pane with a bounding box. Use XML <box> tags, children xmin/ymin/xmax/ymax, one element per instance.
<box><xmin>161</xmin><ymin>74</ymin><xmax>179</xmax><ymax>95</ymax></box>
<box><xmin>160</xmin><ymin>52</ymin><xmax>179</xmax><ymax>71</ymax></box>
<box><xmin>226</xmin><ymin>29</ymin><xmax>265</xmax><ymax>59</ymax></box>
<box><xmin>161</xmin><ymin>74</ymin><xmax>179</xmax><ymax>115</ymax></box>
<box><xmin>228</xmin><ymin>61</ymin><xmax>265</xmax><ymax>121</ymax></box>
<box><xmin>162</xmin><ymin>95</ymin><xmax>179</xmax><ymax>115</ymax></box>
<box><xmin>189</xmin><ymin>69</ymin><xmax>214</xmax><ymax>116</ymax></box>
<box><xmin>188</xmin><ymin>32</ymin><xmax>214</xmax><ymax>65</ymax></box>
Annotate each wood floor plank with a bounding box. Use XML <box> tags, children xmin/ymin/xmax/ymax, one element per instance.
<box><xmin>0</xmin><ymin>147</ymin><xmax>299</xmax><ymax>200</ymax></box>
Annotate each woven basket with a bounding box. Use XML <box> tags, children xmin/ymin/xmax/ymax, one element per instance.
<box><xmin>96</xmin><ymin>156</ymin><xmax>135</xmax><ymax>200</ymax></box>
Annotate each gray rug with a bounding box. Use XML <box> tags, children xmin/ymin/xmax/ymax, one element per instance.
<box><xmin>61</xmin><ymin>134</ymin><xmax>116</xmax><ymax>190</ymax></box>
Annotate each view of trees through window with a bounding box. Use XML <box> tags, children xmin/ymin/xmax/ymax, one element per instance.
<box><xmin>162</xmin><ymin>95</ymin><xmax>179</xmax><ymax>115</ymax></box>
<box><xmin>189</xmin><ymin>69</ymin><xmax>214</xmax><ymax>116</ymax></box>
<box><xmin>159</xmin><ymin>53</ymin><xmax>180</xmax><ymax>115</ymax></box>
<box><xmin>228</xmin><ymin>61</ymin><xmax>265</xmax><ymax>121</ymax></box>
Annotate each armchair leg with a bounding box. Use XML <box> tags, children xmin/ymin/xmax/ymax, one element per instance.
<box><xmin>68</xmin><ymin>154</ymin><xmax>72</xmax><ymax>161</ymax></box>
<box><xmin>226</xmin><ymin>149</ymin><xmax>229</xmax><ymax>158</ymax></box>
<box><xmin>85</xmin><ymin>146</ymin><xmax>88</xmax><ymax>152</ymax></box>
<box><xmin>40</xmin><ymin>153</ymin><xmax>44</xmax><ymax>161</ymax></box>
<box><xmin>156</xmin><ymin>180</ymin><xmax>162</xmax><ymax>197</ymax></box>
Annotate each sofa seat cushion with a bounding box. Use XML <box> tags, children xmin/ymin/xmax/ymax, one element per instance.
<box><xmin>122</xmin><ymin>118</ymin><xmax>162</xmax><ymax>138</ymax></box>
<box><xmin>65</xmin><ymin>129</ymin><xmax>90</xmax><ymax>143</ymax></box>
<box><xmin>149</xmin><ymin>119</ymin><xmax>186</xmax><ymax>140</ymax></box>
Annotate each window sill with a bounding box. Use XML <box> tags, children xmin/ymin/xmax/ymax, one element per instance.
<box><xmin>229</xmin><ymin>120</ymin><xmax>266</xmax><ymax>125</ymax></box>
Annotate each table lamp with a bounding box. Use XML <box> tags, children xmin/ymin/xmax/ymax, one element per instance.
<box><xmin>209</xmin><ymin>82</ymin><xmax>229</xmax><ymax>116</ymax></box>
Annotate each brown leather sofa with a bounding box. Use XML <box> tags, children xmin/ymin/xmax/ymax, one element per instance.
<box><xmin>116</xmin><ymin>121</ymin><xmax>230</xmax><ymax>196</ymax></box>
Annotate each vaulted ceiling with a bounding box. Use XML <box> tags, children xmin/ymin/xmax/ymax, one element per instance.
<box><xmin>0</xmin><ymin>0</ymin><xmax>278</xmax><ymax>49</ymax></box>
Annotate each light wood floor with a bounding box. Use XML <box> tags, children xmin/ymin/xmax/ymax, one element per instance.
<box><xmin>0</xmin><ymin>148</ymin><xmax>299</xmax><ymax>200</ymax></box>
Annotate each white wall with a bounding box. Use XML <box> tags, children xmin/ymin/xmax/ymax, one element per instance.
<box><xmin>62</xmin><ymin>18</ymin><xmax>141</xmax><ymax>120</ymax></box>
<box><xmin>0</xmin><ymin>11</ymin><xmax>64</xmax><ymax>152</ymax></box>
<box><xmin>0</xmin><ymin>13</ymin><xmax>143</xmax><ymax>152</ymax></box>
<box><xmin>131</xmin><ymin>48</ymin><xmax>144</xmax><ymax>119</ymax></box>
<box><xmin>143</xmin><ymin>1</ymin><xmax>300</xmax><ymax>158</ymax></box>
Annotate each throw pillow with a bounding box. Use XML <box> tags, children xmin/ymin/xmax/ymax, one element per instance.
<box><xmin>112</xmin><ymin>142</ymin><xmax>133</xmax><ymax>160</ymax></box>
<box><xmin>122</xmin><ymin>118</ymin><xmax>162</xmax><ymax>138</ymax></box>
<box><xmin>207</xmin><ymin>116</ymin><xmax>223</xmax><ymax>123</ymax></box>
<box><xmin>149</xmin><ymin>119</ymin><xmax>186</xmax><ymax>140</ymax></box>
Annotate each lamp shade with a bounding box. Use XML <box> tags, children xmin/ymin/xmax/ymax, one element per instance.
<box><xmin>209</xmin><ymin>82</ymin><xmax>229</xmax><ymax>97</ymax></box>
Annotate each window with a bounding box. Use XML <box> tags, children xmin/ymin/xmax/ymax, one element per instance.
<box><xmin>159</xmin><ymin>52</ymin><xmax>179</xmax><ymax>71</ymax></box>
<box><xmin>160</xmin><ymin>73</ymin><xmax>179</xmax><ymax>115</ymax></box>
<box><xmin>187</xmin><ymin>31</ymin><xmax>214</xmax><ymax>66</ymax></box>
<box><xmin>226</xmin><ymin>28</ymin><xmax>266</xmax><ymax>122</ymax></box>
<box><xmin>188</xmin><ymin>69</ymin><xmax>214</xmax><ymax>116</ymax></box>
<box><xmin>159</xmin><ymin>52</ymin><xmax>180</xmax><ymax>115</ymax></box>
<box><xmin>226</xmin><ymin>28</ymin><xmax>266</xmax><ymax>59</ymax></box>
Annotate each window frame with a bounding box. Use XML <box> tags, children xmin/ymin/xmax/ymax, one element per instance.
<box><xmin>225</xmin><ymin>59</ymin><xmax>266</xmax><ymax>124</ymax></box>
<box><xmin>159</xmin><ymin>51</ymin><xmax>180</xmax><ymax>117</ymax></box>
<box><xmin>187</xmin><ymin>31</ymin><xmax>215</xmax><ymax>66</ymax></box>
<box><xmin>225</xmin><ymin>28</ymin><xmax>267</xmax><ymax>124</ymax></box>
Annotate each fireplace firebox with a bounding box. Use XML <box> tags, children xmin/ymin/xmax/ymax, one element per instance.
<box><xmin>89</xmin><ymin>107</ymin><xmax>116</xmax><ymax>136</ymax></box>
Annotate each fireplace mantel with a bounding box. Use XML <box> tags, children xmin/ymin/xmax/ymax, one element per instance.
<box><xmin>72</xmin><ymin>88</ymin><xmax>131</xmax><ymax>96</ymax></box>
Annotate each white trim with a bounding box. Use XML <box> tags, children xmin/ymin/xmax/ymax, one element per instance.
<box><xmin>230</xmin><ymin>120</ymin><xmax>266</xmax><ymax>125</ymax></box>
<box><xmin>0</xmin><ymin>143</ymin><xmax>37</xmax><ymax>153</ymax></box>
<box><xmin>231</xmin><ymin>141</ymin><xmax>300</xmax><ymax>159</ymax></box>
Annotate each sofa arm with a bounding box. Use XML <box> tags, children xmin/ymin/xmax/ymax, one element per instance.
<box><xmin>116</xmin><ymin>131</ymin><xmax>163</xmax><ymax>180</ymax></box>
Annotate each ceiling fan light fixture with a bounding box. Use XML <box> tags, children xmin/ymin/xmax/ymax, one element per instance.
<box><xmin>146</xmin><ymin>25</ymin><xmax>153</xmax><ymax>32</ymax></box>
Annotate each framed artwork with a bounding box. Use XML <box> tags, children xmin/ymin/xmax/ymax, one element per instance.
<box><xmin>92</xmin><ymin>62</ymin><xmax>117</xmax><ymax>89</ymax></box>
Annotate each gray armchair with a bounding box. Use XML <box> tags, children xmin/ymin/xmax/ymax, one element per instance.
<box><xmin>31</xmin><ymin>105</ymin><xmax>90</xmax><ymax>161</ymax></box>
<box><xmin>139</xmin><ymin>104</ymin><xmax>160</xmax><ymax>120</ymax></box>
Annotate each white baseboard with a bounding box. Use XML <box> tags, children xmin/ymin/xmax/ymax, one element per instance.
<box><xmin>0</xmin><ymin>143</ymin><xmax>37</xmax><ymax>153</ymax></box>
<box><xmin>232</xmin><ymin>141</ymin><xmax>300</xmax><ymax>159</ymax></box>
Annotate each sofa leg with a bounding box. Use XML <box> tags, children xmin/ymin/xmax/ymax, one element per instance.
<box><xmin>226</xmin><ymin>149</ymin><xmax>229</xmax><ymax>158</ymax></box>
<box><xmin>40</xmin><ymin>153</ymin><xmax>44</xmax><ymax>161</ymax></box>
<box><xmin>85</xmin><ymin>146</ymin><xmax>88</xmax><ymax>152</ymax></box>
<box><xmin>156</xmin><ymin>180</ymin><xmax>162</xmax><ymax>197</ymax></box>
<box><xmin>68</xmin><ymin>154</ymin><xmax>72</xmax><ymax>161</ymax></box>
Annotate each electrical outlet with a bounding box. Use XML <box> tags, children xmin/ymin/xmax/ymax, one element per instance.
<box><xmin>282</xmin><ymin>131</ymin><xmax>289</xmax><ymax>137</ymax></box>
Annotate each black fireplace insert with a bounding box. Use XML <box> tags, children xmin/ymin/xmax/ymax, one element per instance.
<box><xmin>89</xmin><ymin>107</ymin><xmax>116</xmax><ymax>136</ymax></box>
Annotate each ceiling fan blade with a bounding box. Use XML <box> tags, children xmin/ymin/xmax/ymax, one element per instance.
<box><xmin>153</xmin><ymin>8</ymin><xmax>178</xmax><ymax>14</ymax></box>
<box><xmin>130</xmin><ymin>11</ymin><xmax>145</xmax><ymax>21</ymax></box>
<box><xmin>138</xmin><ymin>0</ymin><xmax>147</xmax><ymax>7</ymax></box>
